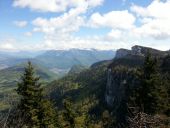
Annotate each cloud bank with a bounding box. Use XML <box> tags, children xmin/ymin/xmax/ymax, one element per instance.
<box><xmin>1</xmin><ymin>0</ymin><xmax>170</xmax><ymax>51</ymax></box>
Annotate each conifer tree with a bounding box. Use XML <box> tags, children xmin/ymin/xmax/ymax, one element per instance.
<box><xmin>63</xmin><ymin>98</ymin><xmax>76</xmax><ymax>128</ymax></box>
<box><xmin>133</xmin><ymin>52</ymin><xmax>163</xmax><ymax>114</ymax></box>
<box><xmin>15</xmin><ymin>61</ymin><xmax>56</xmax><ymax>128</ymax></box>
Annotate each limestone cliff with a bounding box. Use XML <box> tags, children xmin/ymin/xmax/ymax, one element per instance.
<box><xmin>105</xmin><ymin>67</ymin><xmax>137</xmax><ymax>108</ymax></box>
<box><xmin>105</xmin><ymin>45</ymin><xmax>170</xmax><ymax>108</ymax></box>
<box><xmin>115</xmin><ymin>45</ymin><xmax>169</xmax><ymax>59</ymax></box>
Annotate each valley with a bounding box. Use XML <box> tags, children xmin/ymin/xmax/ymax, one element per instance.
<box><xmin>1</xmin><ymin>45</ymin><xmax>169</xmax><ymax>127</ymax></box>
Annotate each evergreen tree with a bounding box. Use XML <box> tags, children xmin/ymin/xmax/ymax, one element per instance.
<box><xmin>63</xmin><ymin>98</ymin><xmax>76</xmax><ymax>128</ymax></box>
<box><xmin>15</xmin><ymin>61</ymin><xmax>56</xmax><ymax>128</ymax></box>
<box><xmin>38</xmin><ymin>99</ymin><xmax>58</xmax><ymax>128</ymax></box>
<box><xmin>133</xmin><ymin>52</ymin><xmax>164</xmax><ymax>114</ymax></box>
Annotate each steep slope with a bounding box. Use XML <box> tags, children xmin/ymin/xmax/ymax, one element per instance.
<box><xmin>106</xmin><ymin>46</ymin><xmax>170</xmax><ymax>108</ymax></box>
<box><xmin>46</xmin><ymin>45</ymin><xmax>170</xmax><ymax>119</ymax></box>
<box><xmin>106</xmin><ymin>46</ymin><xmax>170</xmax><ymax>125</ymax></box>
<box><xmin>68</xmin><ymin>65</ymin><xmax>87</xmax><ymax>75</ymax></box>
<box><xmin>46</xmin><ymin>59</ymin><xmax>112</xmax><ymax>111</ymax></box>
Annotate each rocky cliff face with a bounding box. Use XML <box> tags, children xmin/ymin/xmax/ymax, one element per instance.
<box><xmin>105</xmin><ymin>45</ymin><xmax>170</xmax><ymax>108</ymax></box>
<box><xmin>105</xmin><ymin>67</ymin><xmax>137</xmax><ymax>108</ymax></box>
<box><xmin>115</xmin><ymin>49</ymin><xmax>131</xmax><ymax>59</ymax></box>
<box><xmin>115</xmin><ymin>45</ymin><xmax>170</xmax><ymax>59</ymax></box>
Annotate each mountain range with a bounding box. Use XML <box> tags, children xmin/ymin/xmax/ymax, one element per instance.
<box><xmin>0</xmin><ymin>49</ymin><xmax>115</xmax><ymax>89</ymax></box>
<box><xmin>0</xmin><ymin>48</ymin><xmax>116</xmax><ymax>111</ymax></box>
<box><xmin>0</xmin><ymin>45</ymin><xmax>170</xmax><ymax>127</ymax></box>
<box><xmin>0</xmin><ymin>49</ymin><xmax>115</xmax><ymax>70</ymax></box>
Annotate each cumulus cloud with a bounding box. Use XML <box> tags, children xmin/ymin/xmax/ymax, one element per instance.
<box><xmin>14</xmin><ymin>20</ymin><xmax>28</xmax><ymax>27</ymax></box>
<box><xmin>131</xmin><ymin>0</ymin><xmax>170</xmax><ymax>39</ymax></box>
<box><xmin>12</xmin><ymin>0</ymin><xmax>134</xmax><ymax>50</ymax></box>
<box><xmin>9</xmin><ymin>0</ymin><xmax>170</xmax><ymax>51</ymax></box>
<box><xmin>13</xmin><ymin>0</ymin><xmax>104</xmax><ymax>12</ymax></box>
<box><xmin>131</xmin><ymin>0</ymin><xmax>170</xmax><ymax>18</ymax></box>
<box><xmin>88</xmin><ymin>10</ymin><xmax>136</xmax><ymax>30</ymax></box>
<box><xmin>30</xmin><ymin>4</ymin><xmax>88</xmax><ymax>50</ymax></box>
<box><xmin>106</xmin><ymin>29</ymin><xmax>122</xmax><ymax>40</ymax></box>
<box><xmin>32</xmin><ymin>5</ymin><xmax>87</xmax><ymax>34</ymax></box>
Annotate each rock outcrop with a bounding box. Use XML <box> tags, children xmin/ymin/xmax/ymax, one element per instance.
<box><xmin>105</xmin><ymin>45</ymin><xmax>170</xmax><ymax>108</ymax></box>
<box><xmin>115</xmin><ymin>49</ymin><xmax>131</xmax><ymax>59</ymax></box>
<box><xmin>105</xmin><ymin>67</ymin><xmax>137</xmax><ymax>108</ymax></box>
<box><xmin>115</xmin><ymin>45</ymin><xmax>170</xmax><ymax>59</ymax></box>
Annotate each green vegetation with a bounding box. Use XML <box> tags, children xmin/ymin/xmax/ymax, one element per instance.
<box><xmin>46</xmin><ymin>51</ymin><xmax>170</xmax><ymax>127</ymax></box>
<box><xmin>6</xmin><ymin>62</ymin><xmax>57</xmax><ymax>128</ymax></box>
<box><xmin>0</xmin><ymin>62</ymin><xmax>58</xmax><ymax>111</ymax></box>
<box><xmin>0</xmin><ymin>48</ymin><xmax>170</xmax><ymax>127</ymax></box>
<box><xmin>0</xmin><ymin>63</ymin><xmax>58</xmax><ymax>91</ymax></box>
<box><xmin>130</xmin><ymin>53</ymin><xmax>169</xmax><ymax>114</ymax></box>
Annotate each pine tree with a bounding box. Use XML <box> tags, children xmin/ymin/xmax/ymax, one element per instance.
<box><xmin>133</xmin><ymin>52</ymin><xmax>163</xmax><ymax>114</ymax></box>
<box><xmin>15</xmin><ymin>61</ymin><xmax>56</xmax><ymax>128</ymax></box>
<box><xmin>63</xmin><ymin>98</ymin><xmax>76</xmax><ymax>128</ymax></box>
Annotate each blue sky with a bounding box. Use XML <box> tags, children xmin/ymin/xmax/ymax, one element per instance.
<box><xmin>0</xmin><ymin>0</ymin><xmax>170</xmax><ymax>51</ymax></box>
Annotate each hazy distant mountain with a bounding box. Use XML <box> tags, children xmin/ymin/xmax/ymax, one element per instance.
<box><xmin>0</xmin><ymin>50</ymin><xmax>45</xmax><ymax>69</ymax></box>
<box><xmin>0</xmin><ymin>53</ymin><xmax>27</xmax><ymax>70</ymax></box>
<box><xmin>0</xmin><ymin>51</ymin><xmax>45</xmax><ymax>58</ymax></box>
<box><xmin>0</xmin><ymin>49</ymin><xmax>115</xmax><ymax>77</ymax></box>
<box><xmin>35</xmin><ymin>49</ymin><xmax>115</xmax><ymax>69</ymax></box>
<box><xmin>0</xmin><ymin>49</ymin><xmax>115</xmax><ymax>111</ymax></box>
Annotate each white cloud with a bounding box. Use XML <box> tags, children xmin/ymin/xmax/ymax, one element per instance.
<box><xmin>133</xmin><ymin>19</ymin><xmax>170</xmax><ymax>39</ymax></box>
<box><xmin>131</xmin><ymin>0</ymin><xmax>170</xmax><ymax>19</ymax></box>
<box><xmin>130</xmin><ymin>4</ymin><xmax>149</xmax><ymax>17</ymax></box>
<box><xmin>0</xmin><ymin>43</ymin><xmax>15</xmax><ymax>50</ymax></box>
<box><xmin>31</xmin><ymin>5</ymin><xmax>88</xmax><ymax>50</ymax></box>
<box><xmin>13</xmin><ymin>0</ymin><xmax>104</xmax><ymax>12</ymax></box>
<box><xmin>89</xmin><ymin>10</ymin><xmax>136</xmax><ymax>30</ymax></box>
<box><xmin>9</xmin><ymin>0</ymin><xmax>170</xmax><ymax>51</ymax></box>
<box><xmin>32</xmin><ymin>5</ymin><xmax>87</xmax><ymax>34</ymax></box>
<box><xmin>14</xmin><ymin>20</ymin><xmax>28</xmax><ymax>27</ymax></box>
<box><xmin>24</xmin><ymin>32</ymin><xmax>32</xmax><ymax>37</ymax></box>
<box><xmin>106</xmin><ymin>29</ymin><xmax>122</xmax><ymax>40</ymax></box>
<box><xmin>131</xmin><ymin>0</ymin><xmax>170</xmax><ymax>39</ymax></box>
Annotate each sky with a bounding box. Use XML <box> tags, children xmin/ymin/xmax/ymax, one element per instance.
<box><xmin>0</xmin><ymin>0</ymin><xmax>170</xmax><ymax>51</ymax></box>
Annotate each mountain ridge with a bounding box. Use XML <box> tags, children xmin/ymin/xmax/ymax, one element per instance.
<box><xmin>115</xmin><ymin>45</ymin><xmax>170</xmax><ymax>59</ymax></box>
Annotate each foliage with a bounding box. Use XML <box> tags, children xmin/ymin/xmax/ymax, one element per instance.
<box><xmin>1</xmin><ymin>48</ymin><xmax>170</xmax><ymax>128</ymax></box>
<box><xmin>7</xmin><ymin>62</ymin><xmax>57</xmax><ymax>128</ymax></box>
<box><xmin>131</xmin><ymin>53</ymin><xmax>169</xmax><ymax>114</ymax></box>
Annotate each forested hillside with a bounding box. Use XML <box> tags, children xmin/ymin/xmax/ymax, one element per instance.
<box><xmin>0</xmin><ymin>46</ymin><xmax>170</xmax><ymax>127</ymax></box>
<box><xmin>46</xmin><ymin>46</ymin><xmax>170</xmax><ymax>127</ymax></box>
